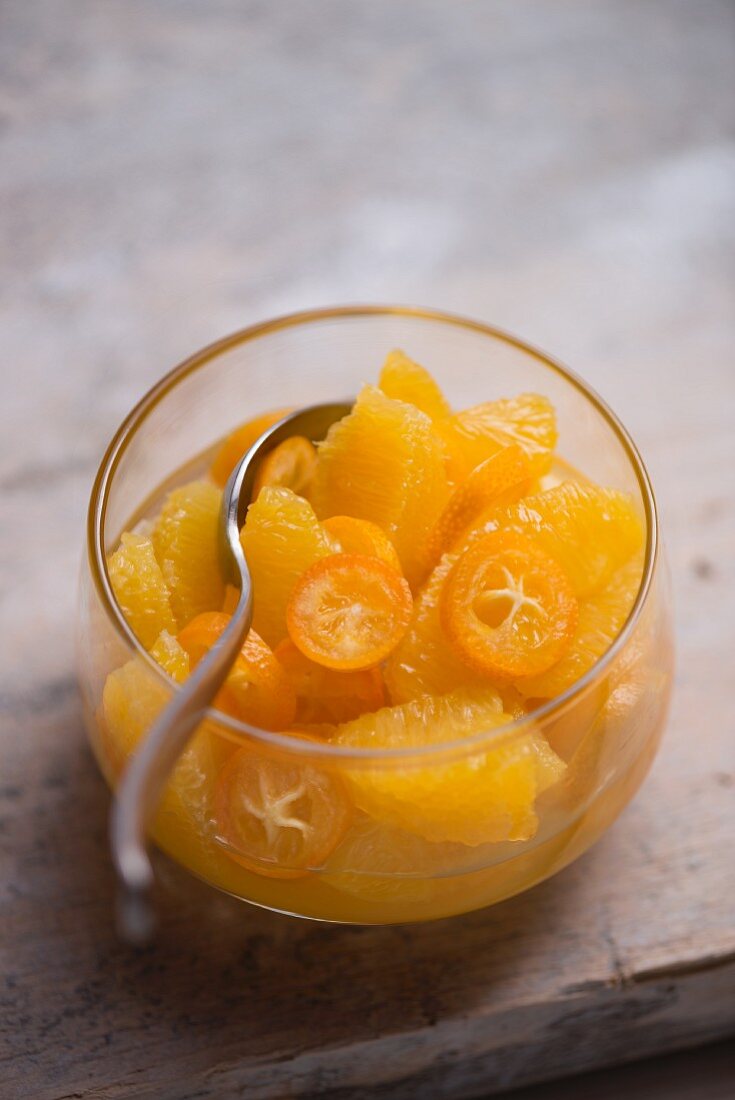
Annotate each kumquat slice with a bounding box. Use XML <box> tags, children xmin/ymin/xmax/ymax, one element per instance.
<box><xmin>253</xmin><ymin>436</ymin><xmax>318</xmax><ymax>498</ymax></box>
<box><xmin>287</xmin><ymin>554</ymin><xmax>413</xmax><ymax>670</ymax></box>
<box><xmin>322</xmin><ymin>515</ymin><xmax>402</xmax><ymax>572</ymax></box>
<box><xmin>441</xmin><ymin>531</ymin><xmax>578</xmax><ymax>680</ymax></box>
<box><xmin>213</xmin><ymin>739</ymin><xmax>352</xmax><ymax>878</ymax></box>
<box><xmin>178</xmin><ymin>612</ymin><xmax>296</xmax><ymax>730</ymax></box>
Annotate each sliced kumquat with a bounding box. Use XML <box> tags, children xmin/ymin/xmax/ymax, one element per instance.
<box><xmin>426</xmin><ymin>444</ymin><xmax>533</xmax><ymax>567</ymax></box>
<box><xmin>377</xmin><ymin>349</ymin><xmax>451</xmax><ymax>421</ymax></box>
<box><xmin>322</xmin><ymin>515</ymin><xmax>402</xmax><ymax>572</ymax></box>
<box><xmin>274</xmin><ymin>638</ymin><xmax>385</xmax><ymax>724</ymax></box>
<box><xmin>178</xmin><ymin>612</ymin><xmax>296</xmax><ymax>731</ymax></box>
<box><xmin>287</xmin><ymin>554</ymin><xmax>413</xmax><ymax>671</ymax></box>
<box><xmin>253</xmin><ymin>436</ymin><xmax>318</xmax><ymax>499</ymax></box>
<box><xmin>213</xmin><ymin>739</ymin><xmax>352</xmax><ymax>878</ymax></box>
<box><xmin>442</xmin><ymin>531</ymin><xmax>579</xmax><ymax>680</ymax></box>
<box><xmin>210</xmin><ymin>407</ymin><xmax>292</xmax><ymax>487</ymax></box>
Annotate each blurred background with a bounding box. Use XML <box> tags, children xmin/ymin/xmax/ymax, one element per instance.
<box><xmin>1</xmin><ymin>2</ymin><xmax>733</xmax><ymax>1098</ymax></box>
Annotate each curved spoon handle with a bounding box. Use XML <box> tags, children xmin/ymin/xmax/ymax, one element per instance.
<box><xmin>110</xmin><ymin>592</ymin><xmax>252</xmax><ymax>943</ymax></box>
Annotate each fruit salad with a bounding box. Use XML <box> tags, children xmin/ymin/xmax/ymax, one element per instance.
<box><xmin>92</xmin><ymin>348</ymin><xmax>669</xmax><ymax>923</ymax></box>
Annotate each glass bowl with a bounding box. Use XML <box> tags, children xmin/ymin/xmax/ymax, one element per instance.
<box><xmin>77</xmin><ymin>305</ymin><xmax>674</xmax><ymax>924</ymax></box>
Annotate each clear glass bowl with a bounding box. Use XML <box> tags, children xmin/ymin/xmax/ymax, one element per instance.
<box><xmin>77</xmin><ymin>305</ymin><xmax>674</xmax><ymax>924</ymax></box>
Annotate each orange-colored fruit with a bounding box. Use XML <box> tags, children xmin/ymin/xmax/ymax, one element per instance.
<box><xmin>426</xmin><ymin>444</ymin><xmax>533</xmax><ymax>566</ymax></box>
<box><xmin>210</xmin><ymin>407</ymin><xmax>291</xmax><ymax>487</ymax></box>
<box><xmin>335</xmin><ymin>690</ymin><xmax>565</xmax><ymax>845</ymax></box>
<box><xmin>274</xmin><ymin>639</ymin><xmax>385</xmax><ymax>724</ymax></box>
<box><xmin>287</xmin><ymin>554</ymin><xmax>413</xmax><ymax>670</ymax></box>
<box><xmin>384</xmin><ymin>552</ymin><xmax>488</xmax><ymax>703</ymax></box>
<box><xmin>149</xmin><ymin>629</ymin><xmax>190</xmax><ymax>684</ymax></box>
<box><xmin>377</xmin><ymin>349</ymin><xmax>451</xmax><ymax>421</ymax></box>
<box><xmin>107</xmin><ymin>532</ymin><xmax>177</xmax><ymax>649</ymax></box>
<box><xmin>151</xmin><ymin>480</ymin><xmax>225</xmax><ymax>626</ymax></box>
<box><xmin>322</xmin><ymin>515</ymin><xmax>402</xmax><ymax>572</ymax></box>
<box><xmin>221</xmin><ymin>584</ymin><xmax>241</xmax><ymax>614</ymax></box>
<box><xmin>240</xmin><ymin>486</ymin><xmax>332</xmax><ymax>647</ymax></box>
<box><xmin>253</xmin><ymin>436</ymin><xmax>317</xmax><ymax>499</ymax></box>
<box><xmin>438</xmin><ymin>393</ymin><xmax>557</xmax><ymax>481</ymax></box>
<box><xmin>518</xmin><ymin>552</ymin><xmax>644</xmax><ymax>698</ymax></box>
<box><xmin>213</xmin><ymin>740</ymin><xmax>352</xmax><ymax>877</ymax></box>
<box><xmin>442</xmin><ymin>531</ymin><xmax>578</xmax><ymax>680</ymax></box>
<box><xmin>178</xmin><ymin>612</ymin><xmax>296</xmax><ymax>730</ymax></box>
<box><xmin>469</xmin><ymin>481</ymin><xmax>644</xmax><ymax>598</ymax></box>
<box><xmin>312</xmin><ymin>385</ymin><xmax>450</xmax><ymax>587</ymax></box>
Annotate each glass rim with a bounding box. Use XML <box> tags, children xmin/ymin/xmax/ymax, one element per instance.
<box><xmin>87</xmin><ymin>303</ymin><xmax>659</xmax><ymax>764</ymax></box>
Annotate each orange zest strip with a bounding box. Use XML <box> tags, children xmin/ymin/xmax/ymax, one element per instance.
<box><xmin>286</xmin><ymin>554</ymin><xmax>413</xmax><ymax>671</ymax></box>
<box><xmin>178</xmin><ymin>611</ymin><xmax>296</xmax><ymax>730</ymax></box>
<box><xmin>441</xmin><ymin>531</ymin><xmax>578</xmax><ymax>680</ymax></box>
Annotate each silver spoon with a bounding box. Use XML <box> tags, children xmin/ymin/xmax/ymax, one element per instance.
<box><xmin>110</xmin><ymin>401</ymin><xmax>352</xmax><ymax>943</ymax></box>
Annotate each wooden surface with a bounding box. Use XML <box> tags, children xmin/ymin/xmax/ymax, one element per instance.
<box><xmin>1</xmin><ymin>2</ymin><xmax>734</xmax><ymax>1097</ymax></box>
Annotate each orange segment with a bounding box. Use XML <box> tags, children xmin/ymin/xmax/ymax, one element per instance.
<box><xmin>322</xmin><ymin>515</ymin><xmax>402</xmax><ymax>572</ymax></box>
<box><xmin>518</xmin><ymin>552</ymin><xmax>644</xmax><ymax>698</ymax></box>
<box><xmin>221</xmin><ymin>584</ymin><xmax>240</xmax><ymax>614</ymax></box>
<box><xmin>438</xmin><ymin>392</ymin><xmax>557</xmax><ymax>481</ymax></box>
<box><xmin>253</xmin><ymin>436</ymin><xmax>317</xmax><ymax>499</ymax></box>
<box><xmin>210</xmin><ymin>407</ymin><xmax>291</xmax><ymax>486</ymax></box>
<box><xmin>107</xmin><ymin>532</ymin><xmax>177</xmax><ymax>649</ymax></box>
<box><xmin>470</xmin><ymin>481</ymin><xmax>645</xmax><ymax>598</ymax></box>
<box><xmin>442</xmin><ymin>531</ymin><xmax>579</xmax><ymax>680</ymax></box>
<box><xmin>377</xmin><ymin>349</ymin><xmax>451</xmax><ymax>421</ymax></box>
<box><xmin>151</xmin><ymin>480</ymin><xmax>225</xmax><ymax>626</ymax></box>
<box><xmin>149</xmin><ymin>629</ymin><xmax>190</xmax><ymax>683</ymax></box>
<box><xmin>384</xmin><ymin>552</ymin><xmax>488</xmax><ymax>703</ymax></box>
<box><xmin>426</xmin><ymin>444</ymin><xmax>533</xmax><ymax>566</ymax></box>
<box><xmin>240</xmin><ymin>486</ymin><xmax>332</xmax><ymax>647</ymax></box>
<box><xmin>287</xmin><ymin>554</ymin><xmax>413</xmax><ymax>671</ymax></box>
<box><xmin>178</xmin><ymin>612</ymin><xmax>297</xmax><ymax>731</ymax></box>
<box><xmin>312</xmin><ymin>385</ymin><xmax>450</xmax><ymax>587</ymax></box>
<box><xmin>335</xmin><ymin>690</ymin><xmax>565</xmax><ymax>845</ymax></box>
<box><xmin>274</xmin><ymin>639</ymin><xmax>385</xmax><ymax>724</ymax></box>
<box><xmin>213</xmin><ymin>740</ymin><xmax>352</xmax><ymax>878</ymax></box>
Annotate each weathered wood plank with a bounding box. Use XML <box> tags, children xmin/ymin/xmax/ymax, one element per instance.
<box><xmin>1</xmin><ymin>0</ymin><xmax>734</xmax><ymax>1097</ymax></box>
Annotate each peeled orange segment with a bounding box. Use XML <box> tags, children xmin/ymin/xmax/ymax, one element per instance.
<box><xmin>377</xmin><ymin>349</ymin><xmax>451</xmax><ymax>421</ymax></box>
<box><xmin>151</xmin><ymin>480</ymin><xmax>225</xmax><ymax>627</ymax></box>
<box><xmin>221</xmin><ymin>584</ymin><xmax>240</xmax><ymax>614</ymax></box>
<box><xmin>442</xmin><ymin>531</ymin><xmax>579</xmax><ymax>681</ymax></box>
<box><xmin>438</xmin><ymin>392</ymin><xmax>557</xmax><ymax>482</ymax></box>
<box><xmin>107</xmin><ymin>532</ymin><xmax>177</xmax><ymax>649</ymax></box>
<box><xmin>149</xmin><ymin>629</ymin><xmax>190</xmax><ymax>683</ymax></box>
<box><xmin>470</xmin><ymin>481</ymin><xmax>645</xmax><ymax>599</ymax></box>
<box><xmin>274</xmin><ymin>639</ymin><xmax>385</xmax><ymax>724</ymax></box>
<box><xmin>210</xmin><ymin>407</ymin><xmax>291</xmax><ymax>487</ymax></box>
<box><xmin>253</xmin><ymin>436</ymin><xmax>318</xmax><ymax>499</ymax></box>
<box><xmin>322</xmin><ymin>515</ymin><xmax>402</xmax><ymax>572</ymax></box>
<box><xmin>178</xmin><ymin>611</ymin><xmax>296</xmax><ymax>731</ymax></box>
<box><xmin>213</xmin><ymin>741</ymin><xmax>352</xmax><ymax>878</ymax></box>
<box><xmin>240</xmin><ymin>486</ymin><xmax>332</xmax><ymax>647</ymax></box>
<box><xmin>287</xmin><ymin>554</ymin><xmax>413</xmax><ymax>671</ymax></box>
<box><xmin>335</xmin><ymin>690</ymin><xmax>565</xmax><ymax>845</ymax></box>
<box><xmin>312</xmin><ymin>385</ymin><xmax>450</xmax><ymax>587</ymax></box>
<box><xmin>518</xmin><ymin>552</ymin><xmax>645</xmax><ymax>699</ymax></box>
<box><xmin>385</xmin><ymin>553</ymin><xmax>489</xmax><ymax>703</ymax></box>
<box><xmin>426</xmin><ymin>444</ymin><xmax>533</xmax><ymax>567</ymax></box>
<box><xmin>102</xmin><ymin>642</ymin><xmax>231</xmax><ymax>833</ymax></box>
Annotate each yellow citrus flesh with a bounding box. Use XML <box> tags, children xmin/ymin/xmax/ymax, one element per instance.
<box><xmin>469</xmin><ymin>481</ymin><xmax>644</xmax><ymax>599</ymax></box>
<box><xmin>240</xmin><ymin>486</ymin><xmax>332</xmax><ymax>647</ymax></box>
<box><xmin>151</xmin><ymin>480</ymin><xmax>225</xmax><ymax>627</ymax></box>
<box><xmin>377</xmin><ymin>349</ymin><xmax>451</xmax><ymax>421</ymax></box>
<box><xmin>107</xmin><ymin>532</ymin><xmax>177</xmax><ymax>649</ymax></box>
<box><xmin>438</xmin><ymin>393</ymin><xmax>557</xmax><ymax>481</ymax></box>
<box><xmin>334</xmin><ymin>690</ymin><xmax>565</xmax><ymax>845</ymax></box>
<box><xmin>312</xmin><ymin>385</ymin><xmax>450</xmax><ymax>587</ymax></box>
<box><xmin>518</xmin><ymin>552</ymin><xmax>645</xmax><ymax>698</ymax></box>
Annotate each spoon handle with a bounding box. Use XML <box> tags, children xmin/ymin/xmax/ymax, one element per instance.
<box><xmin>110</xmin><ymin>592</ymin><xmax>252</xmax><ymax>943</ymax></box>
